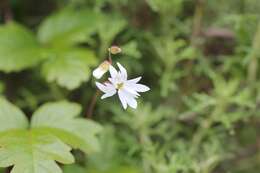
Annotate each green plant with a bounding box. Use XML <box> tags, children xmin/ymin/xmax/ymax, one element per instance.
<box><xmin>0</xmin><ymin>0</ymin><xmax>260</xmax><ymax>173</ymax></box>
<box><xmin>0</xmin><ymin>98</ymin><xmax>101</xmax><ymax>173</ymax></box>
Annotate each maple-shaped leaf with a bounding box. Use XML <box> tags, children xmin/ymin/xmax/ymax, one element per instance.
<box><xmin>0</xmin><ymin>98</ymin><xmax>102</xmax><ymax>173</ymax></box>
<box><xmin>0</xmin><ymin>23</ymin><xmax>44</xmax><ymax>72</ymax></box>
<box><xmin>0</xmin><ymin>130</ymin><xmax>74</xmax><ymax>173</ymax></box>
<box><xmin>31</xmin><ymin>101</ymin><xmax>102</xmax><ymax>153</ymax></box>
<box><xmin>41</xmin><ymin>48</ymin><xmax>97</xmax><ymax>90</ymax></box>
<box><xmin>0</xmin><ymin>98</ymin><xmax>28</xmax><ymax>132</ymax></box>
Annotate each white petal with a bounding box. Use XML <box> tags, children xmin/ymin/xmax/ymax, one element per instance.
<box><xmin>101</xmin><ymin>89</ymin><xmax>116</xmax><ymax>99</ymax></box>
<box><xmin>123</xmin><ymin>86</ymin><xmax>140</xmax><ymax>97</ymax></box>
<box><xmin>127</xmin><ymin>76</ymin><xmax>142</xmax><ymax>84</ymax></box>
<box><xmin>96</xmin><ymin>82</ymin><xmax>108</xmax><ymax>93</ymax></box>
<box><xmin>96</xmin><ymin>82</ymin><xmax>116</xmax><ymax>93</ymax></box>
<box><xmin>108</xmin><ymin>77</ymin><xmax>116</xmax><ymax>86</ymax></box>
<box><xmin>133</xmin><ymin>84</ymin><xmax>150</xmax><ymax>92</ymax></box>
<box><xmin>117</xmin><ymin>62</ymin><xmax>127</xmax><ymax>80</ymax></box>
<box><xmin>109</xmin><ymin>65</ymin><xmax>118</xmax><ymax>78</ymax></box>
<box><xmin>118</xmin><ymin>90</ymin><xmax>128</xmax><ymax>109</ymax></box>
<box><xmin>118</xmin><ymin>89</ymin><xmax>138</xmax><ymax>109</ymax></box>
<box><xmin>93</xmin><ymin>68</ymin><xmax>106</xmax><ymax>79</ymax></box>
<box><xmin>126</xmin><ymin>95</ymin><xmax>137</xmax><ymax>109</ymax></box>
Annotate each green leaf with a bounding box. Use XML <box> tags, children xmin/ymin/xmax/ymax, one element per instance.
<box><xmin>63</xmin><ymin>165</ymin><xmax>85</xmax><ymax>173</ymax></box>
<box><xmin>0</xmin><ymin>22</ymin><xmax>44</xmax><ymax>72</ymax></box>
<box><xmin>121</xmin><ymin>41</ymin><xmax>141</xmax><ymax>59</ymax></box>
<box><xmin>41</xmin><ymin>48</ymin><xmax>97</xmax><ymax>89</ymax></box>
<box><xmin>0</xmin><ymin>129</ymin><xmax>74</xmax><ymax>173</ymax></box>
<box><xmin>38</xmin><ymin>9</ymin><xmax>100</xmax><ymax>47</ymax></box>
<box><xmin>63</xmin><ymin>164</ymin><xmax>142</xmax><ymax>173</ymax></box>
<box><xmin>0</xmin><ymin>98</ymin><xmax>28</xmax><ymax>132</ymax></box>
<box><xmin>146</xmin><ymin>0</ymin><xmax>183</xmax><ymax>15</ymax></box>
<box><xmin>87</xmin><ymin>166</ymin><xmax>142</xmax><ymax>173</ymax></box>
<box><xmin>31</xmin><ymin>101</ymin><xmax>102</xmax><ymax>153</ymax></box>
<box><xmin>97</xmin><ymin>14</ymin><xmax>127</xmax><ymax>56</ymax></box>
<box><xmin>98</xmin><ymin>15</ymin><xmax>126</xmax><ymax>44</ymax></box>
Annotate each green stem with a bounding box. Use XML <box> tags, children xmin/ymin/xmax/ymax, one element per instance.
<box><xmin>139</xmin><ymin>129</ymin><xmax>153</xmax><ymax>173</ymax></box>
<box><xmin>248</xmin><ymin>23</ymin><xmax>260</xmax><ymax>85</ymax></box>
<box><xmin>86</xmin><ymin>90</ymin><xmax>100</xmax><ymax>118</ymax></box>
<box><xmin>190</xmin><ymin>104</ymin><xmax>225</xmax><ymax>155</ymax></box>
<box><xmin>191</xmin><ymin>0</ymin><xmax>205</xmax><ymax>46</ymax></box>
<box><xmin>86</xmin><ymin>46</ymin><xmax>112</xmax><ymax>119</ymax></box>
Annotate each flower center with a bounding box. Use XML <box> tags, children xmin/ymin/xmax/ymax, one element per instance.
<box><xmin>116</xmin><ymin>82</ymin><xmax>124</xmax><ymax>90</ymax></box>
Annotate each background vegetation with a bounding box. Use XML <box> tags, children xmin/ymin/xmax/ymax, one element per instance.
<box><xmin>0</xmin><ymin>0</ymin><xmax>259</xmax><ymax>173</ymax></box>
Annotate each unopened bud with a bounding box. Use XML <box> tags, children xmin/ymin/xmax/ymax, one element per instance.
<box><xmin>108</xmin><ymin>46</ymin><xmax>122</xmax><ymax>55</ymax></box>
<box><xmin>93</xmin><ymin>61</ymin><xmax>111</xmax><ymax>79</ymax></box>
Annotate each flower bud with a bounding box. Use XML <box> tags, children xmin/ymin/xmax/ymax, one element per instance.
<box><xmin>109</xmin><ymin>46</ymin><xmax>122</xmax><ymax>55</ymax></box>
<box><xmin>93</xmin><ymin>61</ymin><xmax>111</xmax><ymax>79</ymax></box>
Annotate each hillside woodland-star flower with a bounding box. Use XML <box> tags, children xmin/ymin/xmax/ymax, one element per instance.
<box><xmin>96</xmin><ymin>62</ymin><xmax>150</xmax><ymax>109</ymax></box>
<box><xmin>92</xmin><ymin>60</ymin><xmax>111</xmax><ymax>79</ymax></box>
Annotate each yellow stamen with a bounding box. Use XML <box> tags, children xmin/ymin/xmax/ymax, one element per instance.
<box><xmin>116</xmin><ymin>83</ymin><xmax>124</xmax><ymax>90</ymax></box>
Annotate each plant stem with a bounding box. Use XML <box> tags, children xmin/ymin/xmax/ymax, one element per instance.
<box><xmin>191</xmin><ymin>0</ymin><xmax>205</xmax><ymax>46</ymax></box>
<box><xmin>108</xmin><ymin>50</ymin><xmax>112</xmax><ymax>63</ymax></box>
<box><xmin>86</xmin><ymin>47</ymin><xmax>113</xmax><ymax>118</ymax></box>
<box><xmin>189</xmin><ymin>105</ymin><xmax>222</xmax><ymax>155</ymax></box>
<box><xmin>86</xmin><ymin>90</ymin><xmax>100</xmax><ymax>118</ymax></box>
<box><xmin>139</xmin><ymin>130</ymin><xmax>153</xmax><ymax>173</ymax></box>
<box><xmin>248</xmin><ymin>23</ymin><xmax>260</xmax><ymax>85</ymax></box>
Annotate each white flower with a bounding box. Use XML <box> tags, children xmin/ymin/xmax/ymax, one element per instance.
<box><xmin>92</xmin><ymin>61</ymin><xmax>111</xmax><ymax>79</ymax></box>
<box><xmin>96</xmin><ymin>62</ymin><xmax>150</xmax><ymax>109</ymax></box>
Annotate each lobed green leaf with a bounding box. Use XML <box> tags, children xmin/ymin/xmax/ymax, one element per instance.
<box><xmin>0</xmin><ymin>22</ymin><xmax>44</xmax><ymax>72</ymax></box>
<box><xmin>31</xmin><ymin>101</ymin><xmax>102</xmax><ymax>153</ymax></box>
<box><xmin>0</xmin><ymin>98</ymin><xmax>28</xmax><ymax>132</ymax></box>
<box><xmin>41</xmin><ymin>48</ymin><xmax>97</xmax><ymax>90</ymax></box>
<box><xmin>0</xmin><ymin>129</ymin><xmax>74</xmax><ymax>173</ymax></box>
<box><xmin>38</xmin><ymin>8</ymin><xmax>100</xmax><ymax>47</ymax></box>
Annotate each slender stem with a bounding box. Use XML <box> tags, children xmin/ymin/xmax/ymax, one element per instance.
<box><xmin>190</xmin><ymin>104</ymin><xmax>224</xmax><ymax>155</ymax></box>
<box><xmin>248</xmin><ymin>23</ymin><xmax>260</xmax><ymax>85</ymax></box>
<box><xmin>191</xmin><ymin>0</ymin><xmax>205</xmax><ymax>46</ymax></box>
<box><xmin>86</xmin><ymin>47</ymin><xmax>113</xmax><ymax>118</ymax></box>
<box><xmin>86</xmin><ymin>90</ymin><xmax>100</xmax><ymax>118</ymax></box>
<box><xmin>139</xmin><ymin>130</ymin><xmax>153</xmax><ymax>173</ymax></box>
<box><xmin>108</xmin><ymin>50</ymin><xmax>112</xmax><ymax>63</ymax></box>
<box><xmin>186</xmin><ymin>0</ymin><xmax>205</xmax><ymax>91</ymax></box>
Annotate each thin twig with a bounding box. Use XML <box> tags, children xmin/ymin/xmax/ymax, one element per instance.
<box><xmin>108</xmin><ymin>50</ymin><xmax>112</xmax><ymax>63</ymax></box>
<box><xmin>86</xmin><ymin>90</ymin><xmax>100</xmax><ymax>118</ymax></box>
<box><xmin>86</xmin><ymin>47</ymin><xmax>114</xmax><ymax>118</ymax></box>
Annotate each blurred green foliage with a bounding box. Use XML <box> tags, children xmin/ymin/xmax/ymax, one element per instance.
<box><xmin>0</xmin><ymin>0</ymin><xmax>260</xmax><ymax>173</ymax></box>
<box><xmin>0</xmin><ymin>98</ymin><xmax>101</xmax><ymax>173</ymax></box>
